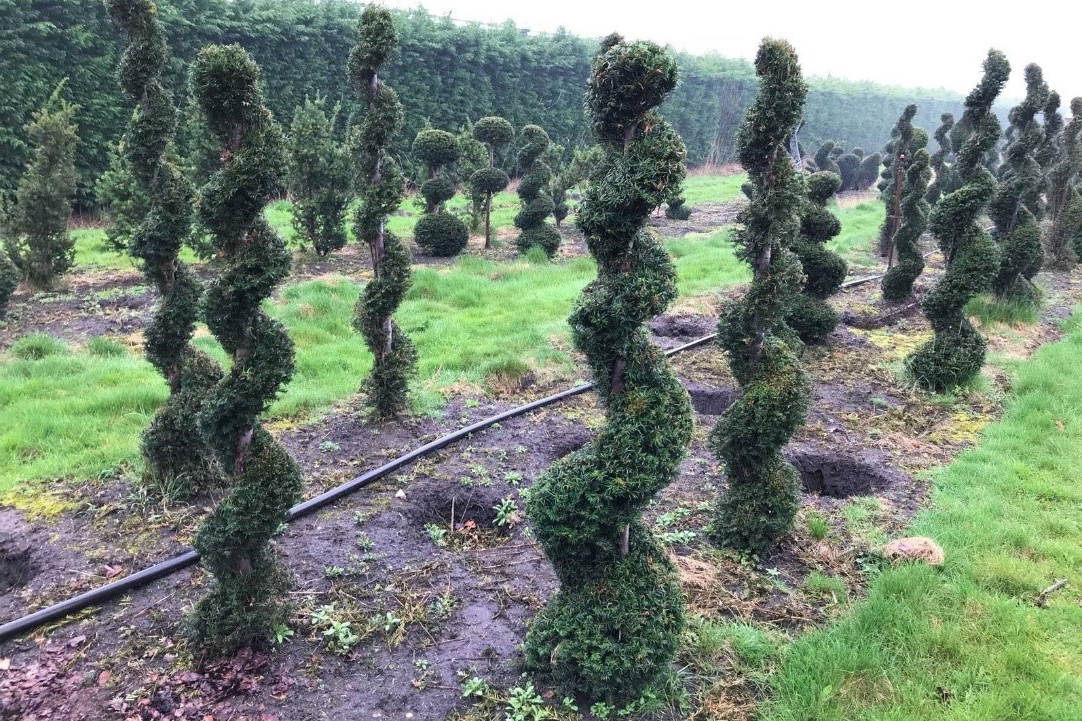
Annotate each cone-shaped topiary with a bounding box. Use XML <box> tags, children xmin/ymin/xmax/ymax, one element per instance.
<box><xmin>523</xmin><ymin>33</ymin><xmax>692</xmax><ymax>703</ymax></box>
<box><xmin>882</xmin><ymin>148</ymin><xmax>932</xmax><ymax>300</ymax></box>
<box><xmin>287</xmin><ymin>95</ymin><xmax>350</xmax><ymax>257</ymax></box>
<box><xmin>906</xmin><ymin>50</ymin><xmax>1009</xmax><ymax>392</ymax></box>
<box><xmin>925</xmin><ymin>113</ymin><xmax>958</xmax><ymax>204</ymax></box>
<box><xmin>712</xmin><ymin>38</ymin><xmax>812</xmax><ymax>555</ymax></box>
<box><xmin>413</xmin><ymin>128</ymin><xmax>468</xmax><ymax>256</ymax></box>
<box><xmin>107</xmin><ymin>0</ymin><xmax>222</xmax><ymax>498</ymax></box>
<box><xmin>350</xmin><ymin>5</ymin><xmax>416</xmax><ymax>418</ymax></box>
<box><xmin>1047</xmin><ymin>97</ymin><xmax>1082</xmax><ymax>268</ymax></box>
<box><xmin>188</xmin><ymin>44</ymin><xmax>302</xmax><ymax>654</ymax></box>
<box><xmin>879</xmin><ymin>105</ymin><xmax>917</xmax><ymax>258</ymax></box>
<box><xmin>514</xmin><ymin>124</ymin><xmax>561</xmax><ymax>257</ymax></box>
<box><xmin>785</xmin><ymin>170</ymin><xmax>846</xmax><ymax>342</ymax></box>
<box><xmin>989</xmin><ymin>63</ymin><xmax>1048</xmax><ymax>305</ymax></box>
<box><xmin>469</xmin><ymin>116</ymin><xmax>513</xmax><ymax>248</ymax></box>
<box><xmin>0</xmin><ymin>249</ymin><xmax>16</xmax><ymax>318</ymax></box>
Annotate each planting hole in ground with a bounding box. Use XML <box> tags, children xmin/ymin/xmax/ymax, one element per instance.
<box><xmin>683</xmin><ymin>380</ymin><xmax>738</xmax><ymax>415</ymax></box>
<box><xmin>787</xmin><ymin>447</ymin><xmax>903</xmax><ymax>498</ymax></box>
<box><xmin>0</xmin><ymin>533</ymin><xmax>36</xmax><ymax>593</ymax></box>
<box><xmin>404</xmin><ymin>480</ymin><xmax>517</xmax><ymax>551</ymax></box>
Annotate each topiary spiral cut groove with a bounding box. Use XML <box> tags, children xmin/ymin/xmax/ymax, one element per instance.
<box><xmin>523</xmin><ymin>34</ymin><xmax>692</xmax><ymax>703</ymax></box>
<box><xmin>514</xmin><ymin>124</ymin><xmax>561</xmax><ymax>257</ymax></box>
<box><xmin>785</xmin><ymin>170</ymin><xmax>846</xmax><ymax>342</ymax></box>
<box><xmin>107</xmin><ymin>0</ymin><xmax>221</xmax><ymax>497</ymax></box>
<box><xmin>188</xmin><ymin>44</ymin><xmax>302</xmax><ymax>654</ymax></box>
<box><xmin>882</xmin><ymin>148</ymin><xmax>932</xmax><ymax>300</ymax></box>
<box><xmin>906</xmin><ymin>50</ymin><xmax>1009</xmax><ymax>392</ymax></box>
<box><xmin>350</xmin><ymin>6</ymin><xmax>416</xmax><ymax>418</ymax></box>
<box><xmin>712</xmin><ymin>38</ymin><xmax>812</xmax><ymax>555</ymax></box>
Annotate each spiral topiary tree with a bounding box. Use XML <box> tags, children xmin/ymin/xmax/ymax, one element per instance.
<box><xmin>287</xmin><ymin>95</ymin><xmax>350</xmax><ymax>257</ymax></box>
<box><xmin>882</xmin><ymin>148</ymin><xmax>932</xmax><ymax>300</ymax></box>
<box><xmin>350</xmin><ymin>5</ymin><xmax>416</xmax><ymax>418</ymax></box>
<box><xmin>469</xmin><ymin>116</ymin><xmax>513</xmax><ymax>248</ymax></box>
<box><xmin>514</xmin><ymin>124</ymin><xmax>561</xmax><ymax>257</ymax></box>
<box><xmin>712</xmin><ymin>38</ymin><xmax>812</xmax><ymax>554</ymax></box>
<box><xmin>879</xmin><ymin>105</ymin><xmax>917</xmax><ymax>259</ymax></box>
<box><xmin>785</xmin><ymin>171</ymin><xmax>846</xmax><ymax>342</ymax></box>
<box><xmin>1047</xmin><ymin>97</ymin><xmax>1082</xmax><ymax>268</ymax></box>
<box><xmin>414</xmin><ymin>128</ymin><xmax>469</xmax><ymax>256</ymax></box>
<box><xmin>189</xmin><ymin>44</ymin><xmax>302</xmax><ymax>654</ymax></box>
<box><xmin>906</xmin><ymin>50</ymin><xmax>1009</xmax><ymax>392</ymax></box>
<box><xmin>989</xmin><ymin>63</ymin><xmax>1048</xmax><ymax>305</ymax></box>
<box><xmin>1037</xmin><ymin>91</ymin><xmax>1063</xmax><ymax>173</ymax></box>
<box><xmin>107</xmin><ymin>0</ymin><xmax>222</xmax><ymax>498</ymax></box>
<box><xmin>0</xmin><ymin>249</ymin><xmax>16</xmax><ymax>319</ymax></box>
<box><xmin>523</xmin><ymin>33</ymin><xmax>692</xmax><ymax>703</ymax></box>
<box><xmin>925</xmin><ymin>113</ymin><xmax>957</xmax><ymax>204</ymax></box>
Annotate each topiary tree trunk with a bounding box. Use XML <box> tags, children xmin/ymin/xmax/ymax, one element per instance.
<box><xmin>413</xmin><ymin>128</ymin><xmax>468</xmax><ymax>256</ymax></box>
<box><xmin>469</xmin><ymin>116</ymin><xmax>513</xmax><ymax>249</ymax></box>
<box><xmin>989</xmin><ymin>64</ymin><xmax>1048</xmax><ymax>305</ymax></box>
<box><xmin>906</xmin><ymin>50</ymin><xmax>1009</xmax><ymax>392</ymax></box>
<box><xmin>523</xmin><ymin>33</ymin><xmax>692</xmax><ymax>704</ymax></box>
<box><xmin>108</xmin><ymin>0</ymin><xmax>222</xmax><ymax>499</ymax></box>
<box><xmin>1047</xmin><ymin>97</ymin><xmax>1082</xmax><ymax>268</ymax></box>
<box><xmin>785</xmin><ymin>170</ymin><xmax>847</xmax><ymax>342</ymax></box>
<box><xmin>350</xmin><ymin>5</ymin><xmax>416</xmax><ymax>418</ymax></box>
<box><xmin>514</xmin><ymin>124</ymin><xmax>561</xmax><ymax>257</ymax></box>
<box><xmin>188</xmin><ymin>44</ymin><xmax>302</xmax><ymax>655</ymax></box>
<box><xmin>287</xmin><ymin>95</ymin><xmax>350</xmax><ymax>257</ymax></box>
<box><xmin>710</xmin><ymin>38</ymin><xmax>812</xmax><ymax>555</ymax></box>
<box><xmin>882</xmin><ymin>148</ymin><xmax>932</xmax><ymax>300</ymax></box>
<box><xmin>925</xmin><ymin>113</ymin><xmax>957</xmax><ymax>204</ymax></box>
<box><xmin>879</xmin><ymin>105</ymin><xmax>917</xmax><ymax>260</ymax></box>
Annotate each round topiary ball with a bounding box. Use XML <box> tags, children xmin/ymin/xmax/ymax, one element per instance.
<box><xmin>515</xmin><ymin>224</ymin><xmax>561</xmax><ymax>257</ymax></box>
<box><xmin>414</xmin><ymin>212</ymin><xmax>469</xmax><ymax>257</ymax></box>
<box><xmin>413</xmin><ymin>129</ymin><xmax>459</xmax><ymax>168</ymax></box>
<box><xmin>420</xmin><ymin>176</ymin><xmax>454</xmax><ymax>206</ymax></box>
<box><xmin>473</xmin><ymin>116</ymin><xmax>514</xmax><ymax>148</ymax></box>
<box><xmin>470</xmin><ymin>167</ymin><xmax>510</xmax><ymax>195</ymax></box>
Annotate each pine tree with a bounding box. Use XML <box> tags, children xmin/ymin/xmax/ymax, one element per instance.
<box><xmin>786</xmin><ymin>170</ymin><xmax>847</xmax><ymax>342</ymax></box>
<box><xmin>413</xmin><ymin>128</ymin><xmax>469</xmax><ymax>256</ymax></box>
<box><xmin>514</xmin><ymin>124</ymin><xmax>561</xmax><ymax>257</ymax></box>
<box><xmin>107</xmin><ymin>0</ymin><xmax>222</xmax><ymax>498</ymax></box>
<box><xmin>1047</xmin><ymin>97</ymin><xmax>1082</xmax><ymax>268</ymax></box>
<box><xmin>523</xmin><ymin>33</ymin><xmax>692</xmax><ymax>703</ymax></box>
<box><xmin>188</xmin><ymin>44</ymin><xmax>302</xmax><ymax>654</ymax></box>
<box><xmin>468</xmin><ymin>116</ymin><xmax>513</xmax><ymax>248</ymax></box>
<box><xmin>906</xmin><ymin>50</ymin><xmax>1008</xmax><ymax>392</ymax></box>
<box><xmin>350</xmin><ymin>5</ymin><xmax>416</xmax><ymax>418</ymax></box>
<box><xmin>882</xmin><ymin>148</ymin><xmax>932</xmax><ymax>300</ymax></box>
<box><xmin>287</xmin><ymin>95</ymin><xmax>350</xmax><ymax>257</ymax></box>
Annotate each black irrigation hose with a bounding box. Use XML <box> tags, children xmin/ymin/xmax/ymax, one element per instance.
<box><xmin>0</xmin><ymin>268</ymin><xmax>893</xmax><ymax>644</ymax></box>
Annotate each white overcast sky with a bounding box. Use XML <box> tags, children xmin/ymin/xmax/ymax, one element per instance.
<box><xmin>383</xmin><ymin>0</ymin><xmax>1079</xmax><ymax>103</ymax></box>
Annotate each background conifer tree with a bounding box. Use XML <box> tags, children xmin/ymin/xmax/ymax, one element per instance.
<box><xmin>1047</xmin><ymin>97</ymin><xmax>1082</xmax><ymax>268</ymax></box>
<box><xmin>287</xmin><ymin>95</ymin><xmax>350</xmax><ymax>257</ymax></box>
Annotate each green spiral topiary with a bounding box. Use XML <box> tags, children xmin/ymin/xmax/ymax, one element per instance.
<box><xmin>523</xmin><ymin>33</ymin><xmax>692</xmax><ymax>703</ymax></box>
<box><xmin>469</xmin><ymin>116</ymin><xmax>513</xmax><ymax>248</ymax></box>
<box><xmin>906</xmin><ymin>50</ymin><xmax>1009</xmax><ymax>392</ymax></box>
<box><xmin>925</xmin><ymin>113</ymin><xmax>958</xmax><ymax>204</ymax></box>
<box><xmin>712</xmin><ymin>38</ymin><xmax>812</xmax><ymax>555</ymax></box>
<box><xmin>188</xmin><ymin>44</ymin><xmax>302</xmax><ymax>654</ymax></box>
<box><xmin>879</xmin><ymin>105</ymin><xmax>917</xmax><ymax>258</ymax></box>
<box><xmin>989</xmin><ymin>63</ymin><xmax>1048</xmax><ymax>305</ymax></box>
<box><xmin>1037</xmin><ymin>91</ymin><xmax>1063</xmax><ymax>173</ymax></box>
<box><xmin>785</xmin><ymin>170</ymin><xmax>846</xmax><ymax>342</ymax></box>
<box><xmin>514</xmin><ymin>124</ymin><xmax>561</xmax><ymax>257</ymax></box>
<box><xmin>413</xmin><ymin>128</ymin><xmax>468</xmax><ymax>256</ymax></box>
<box><xmin>107</xmin><ymin>0</ymin><xmax>221</xmax><ymax>498</ymax></box>
<box><xmin>1048</xmin><ymin>97</ymin><xmax>1082</xmax><ymax>268</ymax></box>
<box><xmin>882</xmin><ymin>148</ymin><xmax>932</xmax><ymax>300</ymax></box>
<box><xmin>349</xmin><ymin>6</ymin><xmax>416</xmax><ymax>418</ymax></box>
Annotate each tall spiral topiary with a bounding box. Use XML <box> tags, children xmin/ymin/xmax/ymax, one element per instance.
<box><xmin>711</xmin><ymin>38</ymin><xmax>812</xmax><ymax>555</ymax></box>
<box><xmin>523</xmin><ymin>34</ymin><xmax>692</xmax><ymax>703</ymax></box>
<box><xmin>350</xmin><ymin>6</ymin><xmax>416</xmax><ymax>418</ymax></box>
<box><xmin>906</xmin><ymin>50</ymin><xmax>1009</xmax><ymax>392</ymax></box>
<box><xmin>989</xmin><ymin>63</ymin><xmax>1048</xmax><ymax>305</ymax></box>
<box><xmin>469</xmin><ymin>116</ymin><xmax>513</xmax><ymax>249</ymax></box>
<box><xmin>879</xmin><ymin>105</ymin><xmax>917</xmax><ymax>258</ymax></box>
<box><xmin>785</xmin><ymin>171</ymin><xmax>846</xmax><ymax>342</ymax></box>
<box><xmin>514</xmin><ymin>124</ymin><xmax>561</xmax><ymax>257</ymax></box>
<box><xmin>107</xmin><ymin>0</ymin><xmax>221</xmax><ymax>498</ymax></box>
<box><xmin>1048</xmin><ymin>97</ymin><xmax>1082</xmax><ymax>268</ymax></box>
<box><xmin>413</xmin><ymin>128</ymin><xmax>469</xmax><ymax>256</ymax></box>
<box><xmin>925</xmin><ymin>113</ymin><xmax>957</xmax><ymax>204</ymax></box>
<box><xmin>189</xmin><ymin>44</ymin><xmax>302</xmax><ymax>654</ymax></box>
<box><xmin>882</xmin><ymin>148</ymin><xmax>932</xmax><ymax>300</ymax></box>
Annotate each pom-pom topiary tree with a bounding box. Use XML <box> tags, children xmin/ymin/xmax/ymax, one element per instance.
<box><xmin>989</xmin><ymin>63</ymin><xmax>1048</xmax><ymax>305</ymax></box>
<box><xmin>350</xmin><ymin>5</ymin><xmax>416</xmax><ymax>418</ymax></box>
<box><xmin>469</xmin><ymin>116</ymin><xmax>513</xmax><ymax>248</ymax></box>
<box><xmin>906</xmin><ymin>50</ymin><xmax>1009</xmax><ymax>392</ymax></box>
<box><xmin>287</xmin><ymin>95</ymin><xmax>350</xmax><ymax>257</ymax></box>
<box><xmin>785</xmin><ymin>170</ymin><xmax>847</xmax><ymax>342</ymax></box>
<box><xmin>881</xmin><ymin>148</ymin><xmax>932</xmax><ymax>300</ymax></box>
<box><xmin>514</xmin><ymin>124</ymin><xmax>561</xmax><ymax>257</ymax></box>
<box><xmin>925</xmin><ymin>113</ymin><xmax>957</xmax><ymax>204</ymax></box>
<box><xmin>523</xmin><ymin>33</ymin><xmax>692</xmax><ymax>703</ymax></box>
<box><xmin>188</xmin><ymin>44</ymin><xmax>302</xmax><ymax>654</ymax></box>
<box><xmin>1047</xmin><ymin>97</ymin><xmax>1082</xmax><ymax>268</ymax></box>
<box><xmin>712</xmin><ymin>38</ymin><xmax>812</xmax><ymax>555</ymax></box>
<box><xmin>107</xmin><ymin>0</ymin><xmax>222</xmax><ymax>498</ymax></box>
<box><xmin>413</xmin><ymin>128</ymin><xmax>468</xmax><ymax>256</ymax></box>
<box><xmin>879</xmin><ymin>105</ymin><xmax>917</xmax><ymax>259</ymax></box>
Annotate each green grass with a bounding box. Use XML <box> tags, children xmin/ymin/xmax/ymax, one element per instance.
<box><xmin>681</xmin><ymin>173</ymin><xmax>749</xmax><ymax>205</ymax></box>
<box><xmin>829</xmin><ymin>201</ymin><xmax>883</xmax><ymax>269</ymax></box>
<box><xmin>966</xmin><ymin>293</ymin><xmax>1041</xmax><ymax>326</ymax></box>
<box><xmin>764</xmin><ymin>312</ymin><xmax>1082</xmax><ymax>720</ymax></box>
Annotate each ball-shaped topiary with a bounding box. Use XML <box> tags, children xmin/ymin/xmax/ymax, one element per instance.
<box><xmin>350</xmin><ymin>5</ymin><xmax>416</xmax><ymax>418</ymax></box>
<box><xmin>785</xmin><ymin>170</ymin><xmax>847</xmax><ymax>343</ymax></box>
<box><xmin>1047</xmin><ymin>97</ymin><xmax>1082</xmax><ymax>268</ymax></box>
<box><xmin>413</xmin><ymin>128</ymin><xmax>468</xmax><ymax>256</ymax></box>
<box><xmin>514</xmin><ymin>124</ymin><xmax>561</xmax><ymax>257</ymax></box>
<box><xmin>712</xmin><ymin>38</ymin><xmax>812</xmax><ymax>555</ymax></box>
<box><xmin>470</xmin><ymin>116</ymin><xmax>513</xmax><ymax>248</ymax></box>
<box><xmin>882</xmin><ymin>148</ymin><xmax>932</xmax><ymax>300</ymax></box>
<box><xmin>906</xmin><ymin>50</ymin><xmax>1009</xmax><ymax>392</ymax></box>
<box><xmin>523</xmin><ymin>34</ymin><xmax>692</xmax><ymax>704</ymax></box>
<box><xmin>107</xmin><ymin>0</ymin><xmax>221</xmax><ymax>498</ymax></box>
<box><xmin>188</xmin><ymin>44</ymin><xmax>302</xmax><ymax>654</ymax></box>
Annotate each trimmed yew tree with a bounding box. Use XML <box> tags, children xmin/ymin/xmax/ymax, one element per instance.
<box><xmin>287</xmin><ymin>95</ymin><xmax>350</xmax><ymax>257</ymax></box>
<box><xmin>1047</xmin><ymin>97</ymin><xmax>1082</xmax><ymax>267</ymax></box>
<box><xmin>1037</xmin><ymin>91</ymin><xmax>1063</xmax><ymax>173</ymax></box>
<box><xmin>712</xmin><ymin>38</ymin><xmax>811</xmax><ymax>554</ymax></box>
<box><xmin>514</xmin><ymin>124</ymin><xmax>561</xmax><ymax>257</ymax></box>
<box><xmin>413</xmin><ymin>128</ymin><xmax>468</xmax><ymax>256</ymax></box>
<box><xmin>0</xmin><ymin>249</ymin><xmax>16</xmax><ymax>318</ymax></box>
<box><xmin>989</xmin><ymin>63</ymin><xmax>1048</xmax><ymax>305</ymax></box>
<box><xmin>350</xmin><ymin>5</ymin><xmax>416</xmax><ymax>418</ymax></box>
<box><xmin>786</xmin><ymin>171</ymin><xmax>846</xmax><ymax>343</ymax></box>
<box><xmin>882</xmin><ymin>148</ymin><xmax>932</xmax><ymax>300</ymax></box>
<box><xmin>925</xmin><ymin>113</ymin><xmax>957</xmax><ymax>204</ymax></box>
<box><xmin>108</xmin><ymin>0</ymin><xmax>221</xmax><ymax>497</ymax></box>
<box><xmin>523</xmin><ymin>34</ymin><xmax>692</xmax><ymax>702</ymax></box>
<box><xmin>906</xmin><ymin>50</ymin><xmax>1009</xmax><ymax>392</ymax></box>
<box><xmin>469</xmin><ymin>116</ymin><xmax>513</xmax><ymax>248</ymax></box>
<box><xmin>879</xmin><ymin>105</ymin><xmax>917</xmax><ymax>259</ymax></box>
<box><xmin>189</xmin><ymin>44</ymin><xmax>302</xmax><ymax>653</ymax></box>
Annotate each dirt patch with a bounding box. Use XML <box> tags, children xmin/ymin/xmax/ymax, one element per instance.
<box><xmin>787</xmin><ymin>444</ymin><xmax>906</xmax><ymax>498</ymax></box>
<box><xmin>647</xmin><ymin>200</ymin><xmax>746</xmax><ymax>237</ymax></box>
<box><xmin>0</xmin><ymin>534</ymin><xmax>35</xmax><ymax>593</ymax></box>
<box><xmin>683</xmin><ymin>380</ymin><xmax>737</xmax><ymax>415</ymax></box>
